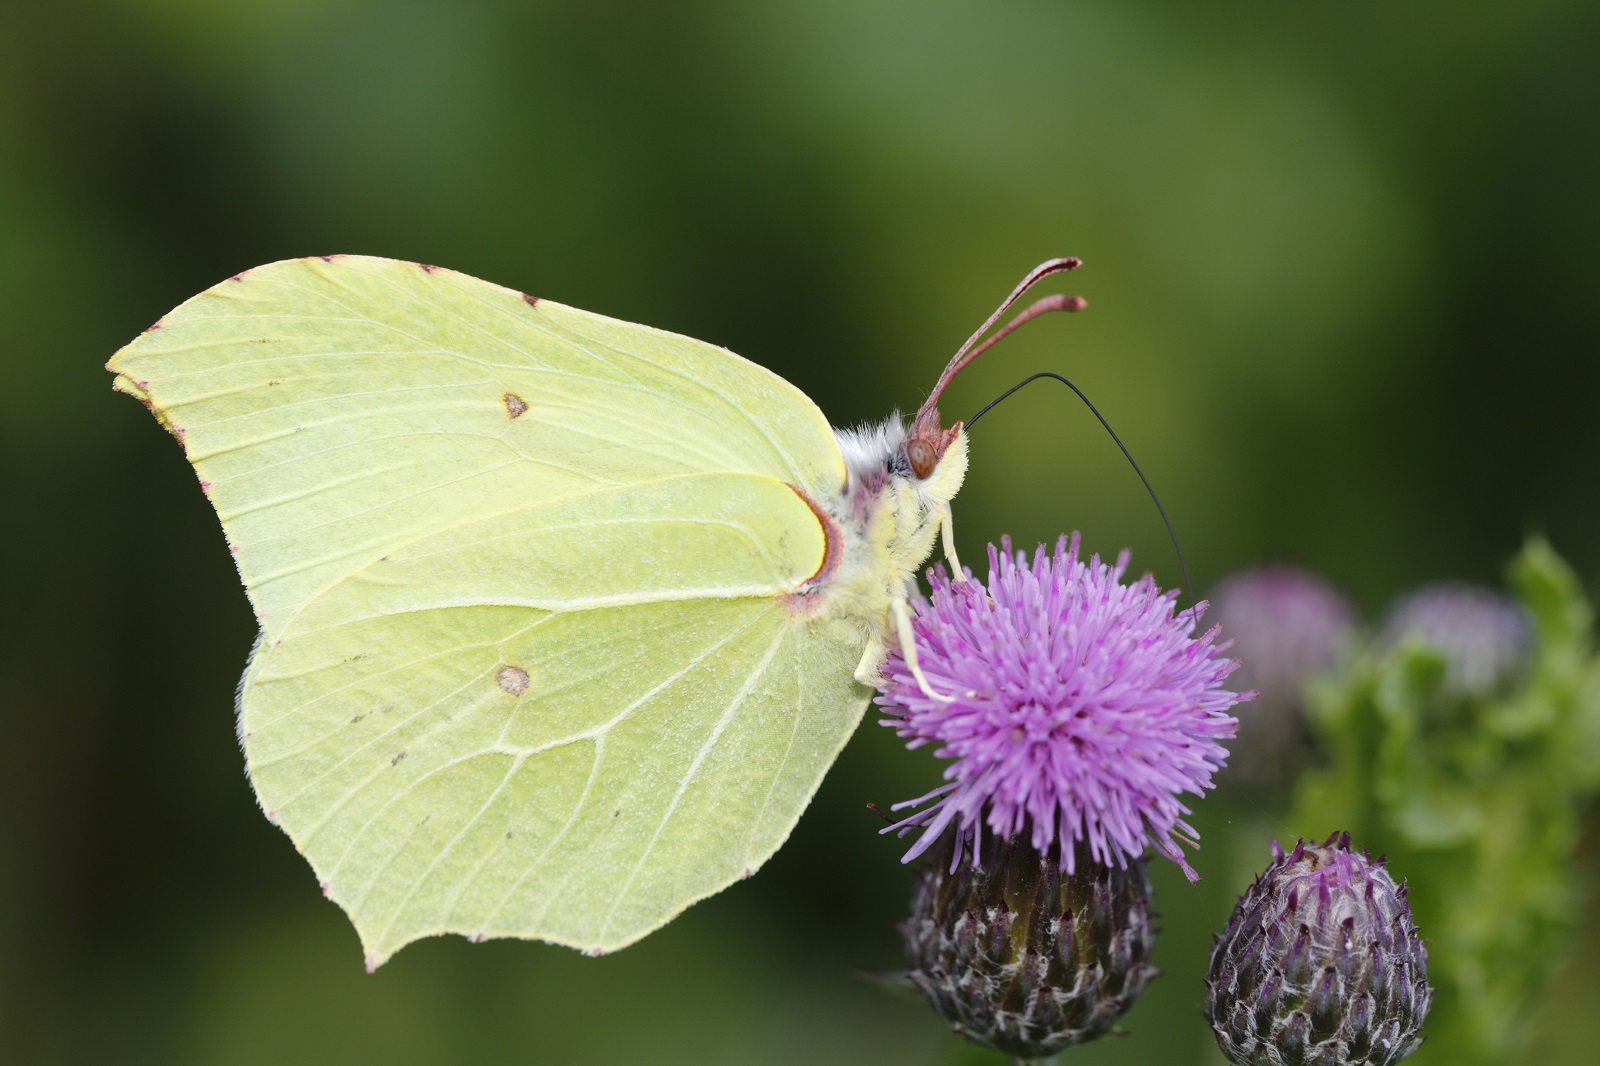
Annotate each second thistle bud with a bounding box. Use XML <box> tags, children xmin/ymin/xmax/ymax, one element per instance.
<box><xmin>901</xmin><ymin>835</ymin><xmax>1157</xmax><ymax>1059</ymax></box>
<box><xmin>1206</xmin><ymin>832</ymin><xmax>1431</xmax><ymax>1066</ymax></box>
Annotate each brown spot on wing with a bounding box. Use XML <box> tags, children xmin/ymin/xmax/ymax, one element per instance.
<box><xmin>522</xmin><ymin>292</ymin><xmax>539</xmax><ymax>307</ymax></box>
<box><xmin>502</xmin><ymin>391</ymin><xmax>529</xmax><ymax>420</ymax></box>
<box><xmin>496</xmin><ymin>664</ymin><xmax>531</xmax><ymax>696</ymax></box>
<box><xmin>419</xmin><ymin>263</ymin><xmax>439</xmax><ymax>273</ymax></box>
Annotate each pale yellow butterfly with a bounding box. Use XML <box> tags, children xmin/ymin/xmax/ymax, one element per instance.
<box><xmin>106</xmin><ymin>254</ymin><xmax>1081</xmax><ymax>967</ymax></box>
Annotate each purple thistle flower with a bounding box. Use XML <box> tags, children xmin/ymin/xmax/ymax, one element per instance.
<box><xmin>877</xmin><ymin>534</ymin><xmax>1248</xmax><ymax>882</ymax></box>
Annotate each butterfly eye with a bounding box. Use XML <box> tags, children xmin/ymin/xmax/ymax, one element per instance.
<box><xmin>906</xmin><ymin>437</ymin><xmax>938</xmax><ymax>480</ymax></box>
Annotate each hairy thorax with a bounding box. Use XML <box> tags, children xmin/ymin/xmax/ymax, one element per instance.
<box><xmin>791</xmin><ymin>417</ymin><xmax>968</xmax><ymax>669</ymax></box>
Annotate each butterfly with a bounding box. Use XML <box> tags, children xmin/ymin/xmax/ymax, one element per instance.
<box><xmin>107</xmin><ymin>254</ymin><xmax>1081</xmax><ymax>967</ymax></box>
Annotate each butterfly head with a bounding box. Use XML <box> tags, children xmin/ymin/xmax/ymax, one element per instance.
<box><xmin>837</xmin><ymin>414</ymin><xmax>965</xmax><ymax>491</ymax></box>
<box><xmin>904</xmin><ymin>405</ymin><xmax>964</xmax><ymax>479</ymax></box>
<box><xmin>902</xmin><ymin>410</ymin><xmax>968</xmax><ymax>510</ymax></box>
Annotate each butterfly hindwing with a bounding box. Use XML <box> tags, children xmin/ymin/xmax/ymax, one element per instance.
<box><xmin>243</xmin><ymin>473</ymin><xmax>868</xmax><ymax>961</ymax></box>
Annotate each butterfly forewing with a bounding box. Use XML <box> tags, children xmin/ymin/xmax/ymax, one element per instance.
<box><xmin>109</xmin><ymin>255</ymin><xmax>846</xmax><ymax>641</ymax></box>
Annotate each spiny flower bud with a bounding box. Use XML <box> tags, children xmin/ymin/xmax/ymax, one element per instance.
<box><xmin>901</xmin><ymin>834</ymin><xmax>1157</xmax><ymax>1058</ymax></box>
<box><xmin>1206</xmin><ymin>833</ymin><xmax>1431</xmax><ymax>1066</ymax></box>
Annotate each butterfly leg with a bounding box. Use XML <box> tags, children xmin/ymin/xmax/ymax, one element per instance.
<box><xmin>853</xmin><ymin>634</ymin><xmax>887</xmax><ymax>687</ymax></box>
<box><xmin>938</xmin><ymin>502</ymin><xmax>966</xmax><ymax>581</ymax></box>
<box><xmin>890</xmin><ymin>593</ymin><xmax>956</xmax><ymax>703</ymax></box>
<box><xmin>851</xmin><ymin>596</ymin><xmax>956</xmax><ymax>702</ymax></box>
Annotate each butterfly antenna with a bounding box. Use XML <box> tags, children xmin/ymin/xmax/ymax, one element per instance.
<box><xmin>966</xmin><ymin>372</ymin><xmax>1198</xmax><ymax>620</ymax></box>
<box><xmin>915</xmin><ymin>257</ymin><xmax>1084</xmax><ymax>430</ymax></box>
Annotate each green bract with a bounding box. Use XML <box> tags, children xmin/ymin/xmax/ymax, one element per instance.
<box><xmin>1290</xmin><ymin>541</ymin><xmax>1600</xmax><ymax>1065</ymax></box>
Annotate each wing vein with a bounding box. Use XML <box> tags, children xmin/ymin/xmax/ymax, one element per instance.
<box><xmin>368</xmin><ymin>751</ymin><xmax>529</xmax><ymax>947</ymax></box>
<box><xmin>595</xmin><ymin>623</ymin><xmax>790</xmax><ymax>941</ymax></box>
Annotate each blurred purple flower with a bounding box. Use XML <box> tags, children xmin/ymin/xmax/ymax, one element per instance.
<box><xmin>1210</xmin><ymin>567</ymin><xmax>1357</xmax><ymax>716</ymax></box>
<box><xmin>1208</xmin><ymin>567</ymin><xmax>1357</xmax><ymax>793</ymax></box>
<box><xmin>1379</xmin><ymin>582</ymin><xmax>1531</xmax><ymax>695</ymax></box>
<box><xmin>877</xmin><ymin>534</ymin><xmax>1247</xmax><ymax>882</ymax></box>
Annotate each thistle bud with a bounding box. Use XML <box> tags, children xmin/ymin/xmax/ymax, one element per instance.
<box><xmin>900</xmin><ymin>835</ymin><xmax>1157</xmax><ymax>1058</ymax></box>
<box><xmin>1206</xmin><ymin>832</ymin><xmax>1431</xmax><ymax>1066</ymax></box>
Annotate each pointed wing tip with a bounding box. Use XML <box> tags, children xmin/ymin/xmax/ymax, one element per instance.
<box><xmin>109</xmin><ymin>371</ymin><xmax>188</xmax><ymax>444</ymax></box>
<box><xmin>109</xmin><ymin>372</ymin><xmax>145</xmax><ymax>399</ymax></box>
<box><xmin>355</xmin><ymin>922</ymin><xmax>399</xmax><ymax>973</ymax></box>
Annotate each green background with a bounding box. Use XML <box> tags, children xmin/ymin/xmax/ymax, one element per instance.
<box><xmin>2</xmin><ymin>1</ymin><xmax>1597</xmax><ymax>1063</ymax></box>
